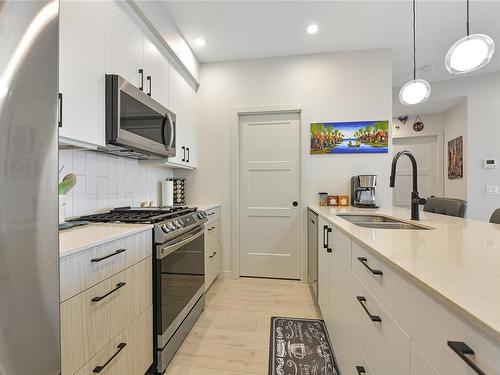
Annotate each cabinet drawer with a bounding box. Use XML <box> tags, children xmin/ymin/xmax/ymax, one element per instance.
<box><xmin>334</xmin><ymin>325</ymin><xmax>376</xmax><ymax>375</ymax></box>
<box><xmin>61</xmin><ymin>257</ymin><xmax>152</xmax><ymax>375</ymax></box>
<box><xmin>349</xmin><ymin>272</ymin><xmax>410</xmax><ymax>375</ymax></box>
<box><xmin>410</xmin><ymin>343</ymin><xmax>440</xmax><ymax>375</ymax></box>
<box><xmin>408</xmin><ymin>281</ymin><xmax>500</xmax><ymax>375</ymax></box>
<box><xmin>205</xmin><ymin>206</ymin><xmax>220</xmax><ymax>224</ymax></box>
<box><xmin>75</xmin><ymin>306</ymin><xmax>153</xmax><ymax>375</ymax></box>
<box><xmin>205</xmin><ymin>219</ymin><xmax>220</xmax><ymax>251</ymax></box>
<box><xmin>351</xmin><ymin>241</ymin><xmax>412</xmax><ymax>334</ymax></box>
<box><xmin>60</xmin><ymin>230</ymin><xmax>152</xmax><ymax>301</ymax></box>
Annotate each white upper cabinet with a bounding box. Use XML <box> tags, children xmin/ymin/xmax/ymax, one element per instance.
<box><xmin>105</xmin><ymin>1</ymin><xmax>144</xmax><ymax>89</ymax></box>
<box><xmin>59</xmin><ymin>0</ymin><xmax>197</xmax><ymax>167</ymax></box>
<box><xmin>143</xmin><ymin>33</ymin><xmax>169</xmax><ymax>108</ymax></box>
<box><xmin>59</xmin><ymin>1</ymin><xmax>106</xmax><ymax>147</ymax></box>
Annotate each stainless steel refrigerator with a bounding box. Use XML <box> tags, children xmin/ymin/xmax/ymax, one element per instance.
<box><xmin>0</xmin><ymin>1</ymin><xmax>60</xmax><ymax>374</ymax></box>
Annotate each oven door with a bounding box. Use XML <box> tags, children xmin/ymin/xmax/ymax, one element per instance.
<box><xmin>155</xmin><ymin>226</ymin><xmax>205</xmax><ymax>349</ymax></box>
<box><xmin>106</xmin><ymin>74</ymin><xmax>176</xmax><ymax>158</ymax></box>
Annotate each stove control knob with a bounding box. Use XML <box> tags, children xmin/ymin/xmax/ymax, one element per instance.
<box><xmin>178</xmin><ymin>218</ymin><xmax>184</xmax><ymax>226</ymax></box>
<box><xmin>197</xmin><ymin>212</ymin><xmax>205</xmax><ymax>219</ymax></box>
<box><xmin>174</xmin><ymin>220</ymin><xmax>182</xmax><ymax>228</ymax></box>
<box><xmin>162</xmin><ymin>224</ymin><xmax>170</xmax><ymax>233</ymax></box>
<box><xmin>168</xmin><ymin>222</ymin><xmax>176</xmax><ymax>230</ymax></box>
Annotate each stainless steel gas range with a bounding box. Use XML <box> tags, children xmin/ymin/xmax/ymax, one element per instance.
<box><xmin>77</xmin><ymin>206</ymin><xmax>208</xmax><ymax>374</ymax></box>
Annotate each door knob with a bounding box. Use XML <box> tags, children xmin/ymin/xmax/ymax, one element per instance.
<box><xmin>292</xmin><ymin>201</ymin><xmax>298</xmax><ymax>207</ymax></box>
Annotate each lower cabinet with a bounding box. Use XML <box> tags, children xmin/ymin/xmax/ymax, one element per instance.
<box><xmin>316</xmin><ymin>215</ymin><xmax>500</xmax><ymax>375</ymax></box>
<box><xmin>204</xmin><ymin>207</ymin><xmax>221</xmax><ymax>289</ymax></box>
<box><xmin>75</xmin><ymin>306</ymin><xmax>152</xmax><ymax>375</ymax></box>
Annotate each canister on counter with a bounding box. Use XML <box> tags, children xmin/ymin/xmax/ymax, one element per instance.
<box><xmin>327</xmin><ymin>195</ymin><xmax>338</xmax><ymax>206</ymax></box>
<box><xmin>319</xmin><ymin>192</ymin><xmax>328</xmax><ymax>206</ymax></box>
<box><xmin>338</xmin><ymin>195</ymin><xmax>350</xmax><ymax>206</ymax></box>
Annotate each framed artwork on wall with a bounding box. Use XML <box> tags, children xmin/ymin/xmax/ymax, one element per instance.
<box><xmin>310</xmin><ymin>120</ymin><xmax>389</xmax><ymax>154</ymax></box>
<box><xmin>448</xmin><ymin>135</ymin><xmax>464</xmax><ymax>179</ymax></box>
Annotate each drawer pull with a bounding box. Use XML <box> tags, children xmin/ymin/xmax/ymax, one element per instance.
<box><xmin>92</xmin><ymin>342</ymin><xmax>126</xmax><ymax>373</ymax></box>
<box><xmin>91</xmin><ymin>282</ymin><xmax>126</xmax><ymax>302</ymax></box>
<box><xmin>356</xmin><ymin>296</ymin><xmax>382</xmax><ymax>322</ymax></box>
<box><xmin>209</xmin><ymin>251</ymin><xmax>217</xmax><ymax>259</ymax></box>
<box><xmin>447</xmin><ymin>341</ymin><xmax>486</xmax><ymax>375</ymax></box>
<box><xmin>207</xmin><ymin>212</ymin><xmax>215</xmax><ymax>216</ymax></box>
<box><xmin>207</xmin><ymin>226</ymin><xmax>216</xmax><ymax>231</ymax></box>
<box><xmin>357</xmin><ymin>257</ymin><xmax>383</xmax><ymax>276</ymax></box>
<box><xmin>356</xmin><ymin>366</ymin><xmax>366</xmax><ymax>374</ymax></box>
<box><xmin>91</xmin><ymin>248</ymin><xmax>126</xmax><ymax>263</ymax></box>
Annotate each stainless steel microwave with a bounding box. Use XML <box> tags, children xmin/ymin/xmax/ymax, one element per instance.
<box><xmin>104</xmin><ymin>74</ymin><xmax>176</xmax><ymax>159</ymax></box>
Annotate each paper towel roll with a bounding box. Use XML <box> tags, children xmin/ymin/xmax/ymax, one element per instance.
<box><xmin>162</xmin><ymin>180</ymin><xmax>174</xmax><ymax>207</ymax></box>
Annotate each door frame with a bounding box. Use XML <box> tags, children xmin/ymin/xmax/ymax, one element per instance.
<box><xmin>231</xmin><ymin>105</ymin><xmax>307</xmax><ymax>281</ymax></box>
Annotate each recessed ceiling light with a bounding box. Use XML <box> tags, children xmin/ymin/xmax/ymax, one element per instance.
<box><xmin>194</xmin><ymin>38</ymin><xmax>206</xmax><ymax>47</ymax></box>
<box><xmin>307</xmin><ymin>24</ymin><xmax>318</xmax><ymax>35</ymax></box>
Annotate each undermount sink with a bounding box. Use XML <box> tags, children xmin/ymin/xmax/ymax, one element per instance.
<box><xmin>337</xmin><ymin>214</ymin><xmax>431</xmax><ymax>230</ymax></box>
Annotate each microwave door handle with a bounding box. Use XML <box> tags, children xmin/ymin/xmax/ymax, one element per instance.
<box><xmin>165</xmin><ymin>112</ymin><xmax>175</xmax><ymax>149</ymax></box>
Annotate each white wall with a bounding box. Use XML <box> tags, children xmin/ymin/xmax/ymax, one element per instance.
<box><xmin>395</xmin><ymin>72</ymin><xmax>500</xmax><ymax>221</ymax></box>
<box><xmin>392</xmin><ymin>98</ymin><xmax>468</xmax><ymax>202</ymax></box>
<box><xmin>59</xmin><ymin>150</ymin><xmax>173</xmax><ymax>219</ymax></box>
<box><xmin>186</xmin><ymin>49</ymin><xmax>393</xmax><ymax>274</ymax></box>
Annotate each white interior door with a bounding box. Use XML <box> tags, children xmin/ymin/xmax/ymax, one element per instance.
<box><xmin>239</xmin><ymin>112</ymin><xmax>301</xmax><ymax>279</ymax></box>
<box><xmin>393</xmin><ymin>136</ymin><xmax>442</xmax><ymax>207</ymax></box>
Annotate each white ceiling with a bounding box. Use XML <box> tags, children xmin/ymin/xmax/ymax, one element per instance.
<box><xmin>162</xmin><ymin>0</ymin><xmax>500</xmax><ymax>87</ymax></box>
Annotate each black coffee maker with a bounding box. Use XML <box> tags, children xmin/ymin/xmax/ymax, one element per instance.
<box><xmin>351</xmin><ymin>175</ymin><xmax>379</xmax><ymax>208</ymax></box>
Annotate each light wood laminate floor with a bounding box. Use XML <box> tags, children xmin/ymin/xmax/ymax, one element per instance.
<box><xmin>164</xmin><ymin>277</ymin><xmax>321</xmax><ymax>375</ymax></box>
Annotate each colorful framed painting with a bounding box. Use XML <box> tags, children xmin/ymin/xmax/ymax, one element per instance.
<box><xmin>448</xmin><ymin>136</ymin><xmax>464</xmax><ymax>179</ymax></box>
<box><xmin>310</xmin><ymin>120</ymin><xmax>389</xmax><ymax>154</ymax></box>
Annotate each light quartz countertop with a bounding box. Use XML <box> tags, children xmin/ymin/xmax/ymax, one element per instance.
<box><xmin>309</xmin><ymin>205</ymin><xmax>500</xmax><ymax>343</ymax></box>
<box><xmin>191</xmin><ymin>203</ymin><xmax>221</xmax><ymax>212</ymax></box>
<box><xmin>59</xmin><ymin>223</ymin><xmax>153</xmax><ymax>258</ymax></box>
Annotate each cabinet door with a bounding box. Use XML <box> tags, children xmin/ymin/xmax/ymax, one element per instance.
<box><xmin>167</xmin><ymin>65</ymin><xmax>187</xmax><ymax>165</ymax></box>
<box><xmin>59</xmin><ymin>1</ymin><xmax>106</xmax><ymax>147</ymax></box>
<box><xmin>317</xmin><ymin>217</ymin><xmax>331</xmax><ymax>318</ymax></box>
<box><xmin>143</xmin><ymin>34</ymin><xmax>169</xmax><ymax>108</ymax></box>
<box><xmin>184</xmin><ymin>85</ymin><xmax>197</xmax><ymax>168</ymax></box>
<box><xmin>105</xmin><ymin>1</ymin><xmax>144</xmax><ymax>89</ymax></box>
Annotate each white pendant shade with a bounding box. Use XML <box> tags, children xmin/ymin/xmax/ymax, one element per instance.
<box><xmin>445</xmin><ymin>34</ymin><xmax>495</xmax><ymax>74</ymax></box>
<box><xmin>399</xmin><ymin>79</ymin><xmax>431</xmax><ymax>105</ymax></box>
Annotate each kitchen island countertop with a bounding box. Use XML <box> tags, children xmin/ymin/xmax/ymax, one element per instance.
<box><xmin>309</xmin><ymin>204</ymin><xmax>500</xmax><ymax>343</ymax></box>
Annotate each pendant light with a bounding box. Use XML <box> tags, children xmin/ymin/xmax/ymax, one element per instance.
<box><xmin>399</xmin><ymin>0</ymin><xmax>431</xmax><ymax>105</ymax></box>
<box><xmin>445</xmin><ymin>0</ymin><xmax>495</xmax><ymax>74</ymax></box>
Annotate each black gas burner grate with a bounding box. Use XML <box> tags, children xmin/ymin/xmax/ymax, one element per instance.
<box><xmin>75</xmin><ymin>206</ymin><xmax>197</xmax><ymax>224</ymax></box>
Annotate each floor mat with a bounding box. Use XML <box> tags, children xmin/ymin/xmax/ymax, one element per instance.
<box><xmin>269</xmin><ymin>317</ymin><xmax>339</xmax><ymax>375</ymax></box>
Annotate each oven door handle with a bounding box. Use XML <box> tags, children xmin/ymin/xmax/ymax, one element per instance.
<box><xmin>157</xmin><ymin>227</ymin><xmax>204</xmax><ymax>259</ymax></box>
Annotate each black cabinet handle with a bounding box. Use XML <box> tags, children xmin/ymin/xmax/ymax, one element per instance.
<box><xmin>356</xmin><ymin>366</ymin><xmax>366</xmax><ymax>374</ymax></box>
<box><xmin>207</xmin><ymin>212</ymin><xmax>215</xmax><ymax>216</ymax></box>
<box><xmin>58</xmin><ymin>93</ymin><xmax>63</xmax><ymax>128</ymax></box>
<box><xmin>91</xmin><ymin>248</ymin><xmax>126</xmax><ymax>263</ymax></box>
<box><xmin>182</xmin><ymin>146</ymin><xmax>186</xmax><ymax>162</ymax></box>
<box><xmin>310</xmin><ymin>219</ymin><xmax>315</xmax><ymax>224</ymax></box>
<box><xmin>323</xmin><ymin>225</ymin><xmax>328</xmax><ymax>249</ymax></box>
<box><xmin>326</xmin><ymin>227</ymin><xmax>332</xmax><ymax>253</ymax></box>
<box><xmin>357</xmin><ymin>257</ymin><xmax>383</xmax><ymax>276</ymax></box>
<box><xmin>146</xmin><ymin>75</ymin><xmax>151</xmax><ymax>96</ymax></box>
<box><xmin>92</xmin><ymin>342</ymin><xmax>127</xmax><ymax>373</ymax></box>
<box><xmin>139</xmin><ymin>69</ymin><xmax>144</xmax><ymax>90</ymax></box>
<box><xmin>186</xmin><ymin>147</ymin><xmax>190</xmax><ymax>163</ymax></box>
<box><xmin>209</xmin><ymin>251</ymin><xmax>217</xmax><ymax>259</ymax></box>
<box><xmin>91</xmin><ymin>282</ymin><xmax>126</xmax><ymax>302</ymax></box>
<box><xmin>207</xmin><ymin>226</ymin><xmax>216</xmax><ymax>231</ymax></box>
<box><xmin>447</xmin><ymin>341</ymin><xmax>486</xmax><ymax>375</ymax></box>
<box><xmin>356</xmin><ymin>296</ymin><xmax>382</xmax><ymax>322</ymax></box>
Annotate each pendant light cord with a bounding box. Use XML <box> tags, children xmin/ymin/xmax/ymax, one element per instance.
<box><xmin>413</xmin><ymin>0</ymin><xmax>416</xmax><ymax>80</ymax></box>
<box><xmin>466</xmin><ymin>0</ymin><xmax>470</xmax><ymax>36</ymax></box>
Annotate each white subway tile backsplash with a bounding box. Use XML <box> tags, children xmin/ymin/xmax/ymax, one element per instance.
<box><xmin>59</xmin><ymin>149</ymin><xmax>173</xmax><ymax>218</ymax></box>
